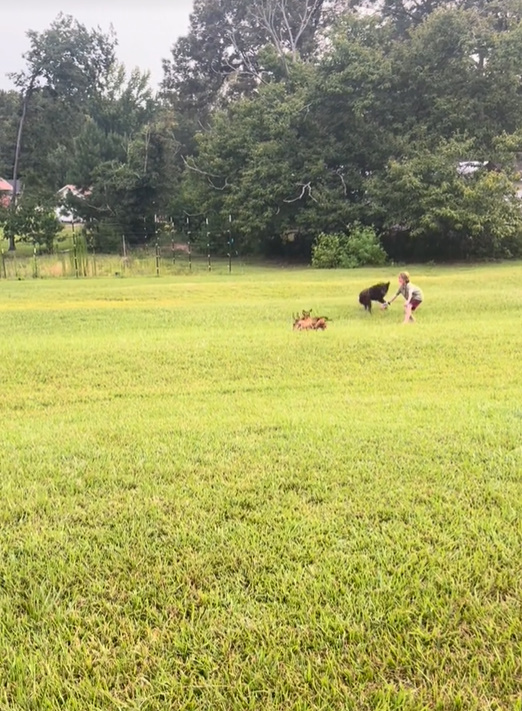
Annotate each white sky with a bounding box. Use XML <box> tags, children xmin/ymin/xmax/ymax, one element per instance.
<box><xmin>0</xmin><ymin>0</ymin><xmax>194</xmax><ymax>91</ymax></box>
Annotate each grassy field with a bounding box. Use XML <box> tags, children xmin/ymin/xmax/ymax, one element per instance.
<box><xmin>0</xmin><ymin>263</ymin><xmax>521</xmax><ymax>710</ymax></box>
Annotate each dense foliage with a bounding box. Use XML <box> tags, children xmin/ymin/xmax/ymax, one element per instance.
<box><xmin>2</xmin><ymin>1</ymin><xmax>522</xmax><ymax>259</ymax></box>
<box><xmin>311</xmin><ymin>224</ymin><xmax>387</xmax><ymax>268</ymax></box>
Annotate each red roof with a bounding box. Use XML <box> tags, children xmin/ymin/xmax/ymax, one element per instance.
<box><xmin>0</xmin><ymin>178</ymin><xmax>13</xmax><ymax>192</ymax></box>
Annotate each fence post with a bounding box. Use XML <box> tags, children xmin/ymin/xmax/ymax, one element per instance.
<box><xmin>185</xmin><ymin>216</ymin><xmax>192</xmax><ymax>272</ymax></box>
<box><xmin>1</xmin><ymin>250</ymin><xmax>5</xmax><ymax>279</ymax></box>
<box><xmin>228</xmin><ymin>235</ymin><xmax>233</xmax><ymax>274</ymax></box>
<box><xmin>122</xmin><ymin>235</ymin><xmax>127</xmax><ymax>276</ymax></box>
<box><xmin>32</xmin><ymin>241</ymin><xmax>38</xmax><ymax>279</ymax></box>
<box><xmin>227</xmin><ymin>214</ymin><xmax>232</xmax><ymax>274</ymax></box>
<box><xmin>73</xmin><ymin>234</ymin><xmax>79</xmax><ymax>278</ymax></box>
<box><xmin>155</xmin><ymin>239</ymin><xmax>160</xmax><ymax>277</ymax></box>
<box><xmin>171</xmin><ymin>220</ymin><xmax>176</xmax><ymax>266</ymax></box>
<box><xmin>206</xmin><ymin>218</ymin><xmax>211</xmax><ymax>272</ymax></box>
<box><xmin>91</xmin><ymin>237</ymin><xmax>97</xmax><ymax>277</ymax></box>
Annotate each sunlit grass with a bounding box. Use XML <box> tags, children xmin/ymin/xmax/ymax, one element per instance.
<box><xmin>0</xmin><ymin>263</ymin><xmax>521</xmax><ymax>710</ymax></box>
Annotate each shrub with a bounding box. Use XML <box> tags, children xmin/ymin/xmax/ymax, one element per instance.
<box><xmin>311</xmin><ymin>224</ymin><xmax>387</xmax><ymax>269</ymax></box>
<box><xmin>311</xmin><ymin>232</ymin><xmax>343</xmax><ymax>268</ymax></box>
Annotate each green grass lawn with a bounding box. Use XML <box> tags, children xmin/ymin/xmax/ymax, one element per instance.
<box><xmin>0</xmin><ymin>264</ymin><xmax>521</xmax><ymax>710</ymax></box>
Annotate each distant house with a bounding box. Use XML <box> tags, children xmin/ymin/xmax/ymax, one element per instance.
<box><xmin>457</xmin><ymin>160</ymin><xmax>500</xmax><ymax>177</ymax></box>
<box><xmin>0</xmin><ymin>177</ymin><xmax>23</xmax><ymax>207</ymax></box>
<box><xmin>56</xmin><ymin>184</ymin><xmax>91</xmax><ymax>223</ymax></box>
<box><xmin>458</xmin><ymin>159</ymin><xmax>522</xmax><ymax>200</ymax></box>
<box><xmin>0</xmin><ymin>178</ymin><xmax>11</xmax><ymax>207</ymax></box>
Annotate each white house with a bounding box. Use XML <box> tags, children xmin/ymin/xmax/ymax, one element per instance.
<box><xmin>56</xmin><ymin>184</ymin><xmax>90</xmax><ymax>223</ymax></box>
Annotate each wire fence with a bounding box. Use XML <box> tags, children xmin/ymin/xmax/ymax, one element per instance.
<box><xmin>0</xmin><ymin>238</ymin><xmax>243</xmax><ymax>280</ymax></box>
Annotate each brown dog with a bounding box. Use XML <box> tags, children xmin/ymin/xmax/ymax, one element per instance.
<box><xmin>293</xmin><ymin>310</ymin><xmax>329</xmax><ymax>330</ymax></box>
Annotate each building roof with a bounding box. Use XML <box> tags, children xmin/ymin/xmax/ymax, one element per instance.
<box><xmin>57</xmin><ymin>184</ymin><xmax>91</xmax><ymax>198</ymax></box>
<box><xmin>457</xmin><ymin>161</ymin><xmax>488</xmax><ymax>176</ymax></box>
<box><xmin>457</xmin><ymin>160</ymin><xmax>500</xmax><ymax>176</ymax></box>
<box><xmin>6</xmin><ymin>179</ymin><xmax>22</xmax><ymax>194</ymax></box>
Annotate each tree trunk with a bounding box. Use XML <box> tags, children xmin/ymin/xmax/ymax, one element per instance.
<box><xmin>9</xmin><ymin>87</ymin><xmax>31</xmax><ymax>251</ymax></box>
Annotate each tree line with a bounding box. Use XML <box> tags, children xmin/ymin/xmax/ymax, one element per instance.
<box><xmin>2</xmin><ymin>0</ymin><xmax>522</xmax><ymax>262</ymax></box>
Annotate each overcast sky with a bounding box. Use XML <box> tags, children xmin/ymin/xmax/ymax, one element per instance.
<box><xmin>0</xmin><ymin>0</ymin><xmax>194</xmax><ymax>91</ymax></box>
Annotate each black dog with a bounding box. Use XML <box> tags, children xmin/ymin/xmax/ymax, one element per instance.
<box><xmin>359</xmin><ymin>281</ymin><xmax>390</xmax><ymax>313</ymax></box>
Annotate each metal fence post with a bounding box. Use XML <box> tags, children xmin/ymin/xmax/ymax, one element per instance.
<box><xmin>73</xmin><ymin>234</ymin><xmax>79</xmax><ymax>278</ymax></box>
<box><xmin>227</xmin><ymin>214</ymin><xmax>233</xmax><ymax>274</ymax></box>
<box><xmin>122</xmin><ymin>235</ymin><xmax>127</xmax><ymax>276</ymax></box>
<box><xmin>32</xmin><ymin>241</ymin><xmax>38</xmax><ymax>279</ymax></box>
<box><xmin>91</xmin><ymin>237</ymin><xmax>97</xmax><ymax>277</ymax></box>
<box><xmin>206</xmin><ymin>218</ymin><xmax>211</xmax><ymax>272</ymax></box>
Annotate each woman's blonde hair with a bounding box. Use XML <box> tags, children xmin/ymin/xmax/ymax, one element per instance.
<box><xmin>399</xmin><ymin>271</ymin><xmax>410</xmax><ymax>283</ymax></box>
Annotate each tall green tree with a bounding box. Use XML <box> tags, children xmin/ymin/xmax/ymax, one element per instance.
<box><xmin>0</xmin><ymin>197</ymin><xmax>61</xmax><ymax>252</ymax></box>
<box><xmin>162</xmin><ymin>0</ymin><xmax>333</xmax><ymax>115</ymax></box>
<box><xmin>0</xmin><ymin>91</ymin><xmax>20</xmax><ymax>179</ymax></box>
<box><xmin>65</xmin><ymin>67</ymin><xmax>180</xmax><ymax>246</ymax></box>
<box><xmin>349</xmin><ymin>0</ymin><xmax>522</xmax><ymax>36</ymax></box>
<box><xmin>178</xmin><ymin>15</ymin><xmax>396</xmax><ymax>256</ymax></box>
<box><xmin>384</xmin><ymin>6</ymin><xmax>522</xmax><ymax>148</ymax></box>
<box><xmin>367</xmin><ymin>139</ymin><xmax>522</xmax><ymax>260</ymax></box>
<box><xmin>8</xmin><ymin>14</ymin><xmax>117</xmax><ymax>248</ymax></box>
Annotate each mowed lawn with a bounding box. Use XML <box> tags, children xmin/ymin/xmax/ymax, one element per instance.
<box><xmin>0</xmin><ymin>263</ymin><xmax>521</xmax><ymax>711</ymax></box>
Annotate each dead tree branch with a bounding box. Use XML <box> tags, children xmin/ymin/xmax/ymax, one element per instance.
<box><xmin>335</xmin><ymin>168</ymin><xmax>348</xmax><ymax>196</ymax></box>
<box><xmin>181</xmin><ymin>155</ymin><xmax>230</xmax><ymax>190</ymax></box>
<box><xmin>283</xmin><ymin>181</ymin><xmax>318</xmax><ymax>203</ymax></box>
<box><xmin>252</xmin><ymin>0</ymin><xmax>324</xmax><ymax>62</ymax></box>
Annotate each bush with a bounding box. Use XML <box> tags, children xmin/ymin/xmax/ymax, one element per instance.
<box><xmin>311</xmin><ymin>224</ymin><xmax>387</xmax><ymax>269</ymax></box>
<box><xmin>311</xmin><ymin>232</ymin><xmax>343</xmax><ymax>268</ymax></box>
